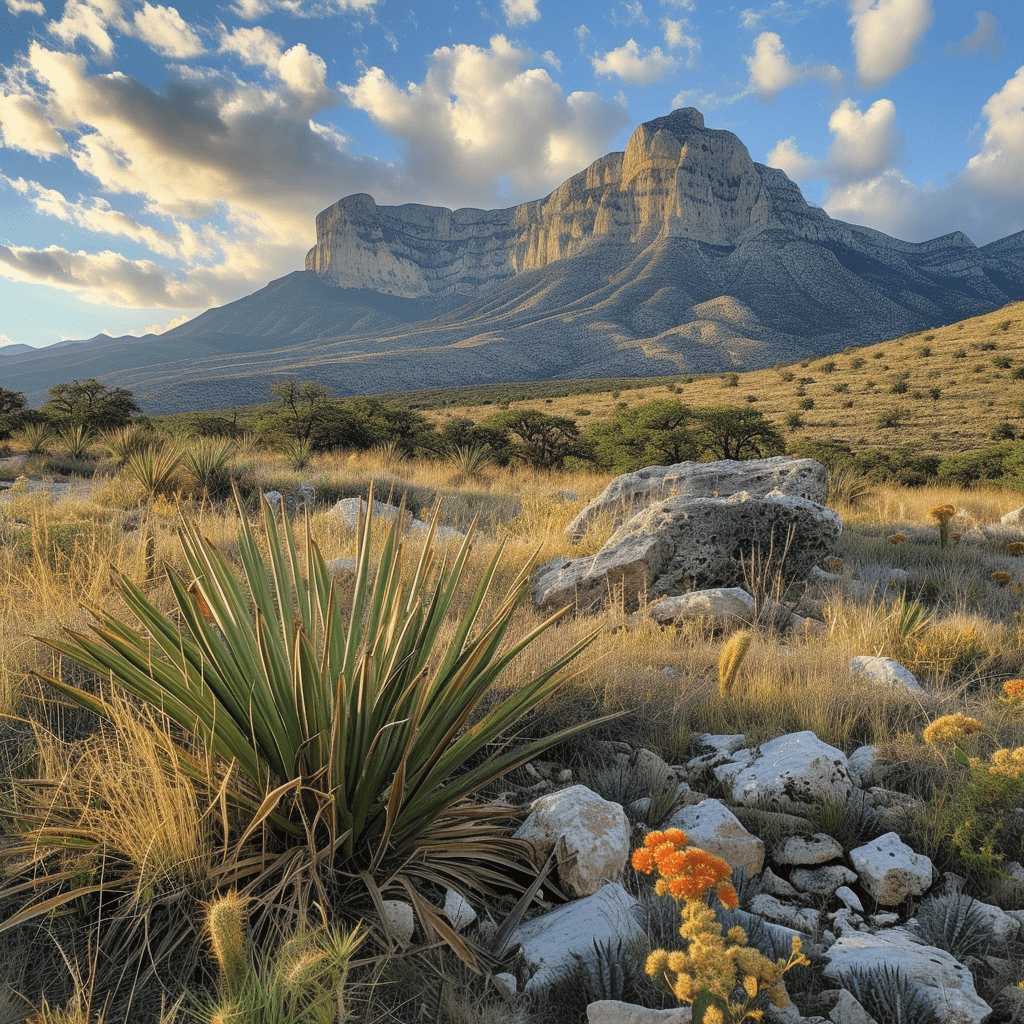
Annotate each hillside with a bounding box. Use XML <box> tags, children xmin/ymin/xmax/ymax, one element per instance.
<box><xmin>3</xmin><ymin>107</ymin><xmax>1023</xmax><ymax>413</ymax></box>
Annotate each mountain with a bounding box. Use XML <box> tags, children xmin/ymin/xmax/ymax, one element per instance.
<box><xmin>4</xmin><ymin>108</ymin><xmax>1023</xmax><ymax>413</ymax></box>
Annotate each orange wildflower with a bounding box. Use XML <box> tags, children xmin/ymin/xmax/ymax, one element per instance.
<box><xmin>1002</xmin><ymin>680</ymin><xmax>1024</xmax><ymax>704</ymax></box>
<box><xmin>929</xmin><ymin>504</ymin><xmax>956</xmax><ymax>523</ymax></box>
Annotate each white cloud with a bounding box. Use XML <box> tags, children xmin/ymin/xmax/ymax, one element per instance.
<box><xmin>47</xmin><ymin>0</ymin><xmax>124</xmax><ymax>60</ymax></box>
<box><xmin>0</xmin><ymin>91</ymin><xmax>69</xmax><ymax>157</ymax></box>
<box><xmin>6</xmin><ymin>0</ymin><xmax>46</xmax><ymax>14</ymax></box>
<box><xmin>662</xmin><ymin>18</ymin><xmax>699</xmax><ymax>66</ymax></box>
<box><xmin>592</xmin><ymin>39</ymin><xmax>679</xmax><ymax>85</ymax></box>
<box><xmin>964</xmin><ymin>64</ymin><xmax>1024</xmax><ymax>200</ymax></box>
<box><xmin>220</xmin><ymin>27</ymin><xmax>330</xmax><ymax>101</ymax></box>
<box><xmin>824</xmin><ymin>97</ymin><xmax>902</xmax><ymax>181</ymax></box>
<box><xmin>848</xmin><ymin>0</ymin><xmax>934</xmax><ymax>89</ymax></box>
<box><xmin>766</xmin><ymin>135</ymin><xmax>818</xmax><ymax>179</ymax></box>
<box><xmin>947</xmin><ymin>10</ymin><xmax>1000</xmax><ymax>58</ymax></box>
<box><xmin>501</xmin><ymin>0</ymin><xmax>540</xmax><ymax>27</ymax></box>
<box><xmin>132</xmin><ymin>4</ymin><xmax>203</xmax><ymax>59</ymax></box>
<box><xmin>134</xmin><ymin>313</ymin><xmax>192</xmax><ymax>335</ymax></box>
<box><xmin>612</xmin><ymin>2</ymin><xmax>649</xmax><ymax>27</ymax></box>
<box><xmin>739</xmin><ymin>9</ymin><xmax>762</xmax><ymax>29</ymax></box>
<box><xmin>342</xmin><ymin>34</ymin><xmax>629</xmax><ymax>208</ymax></box>
<box><xmin>230</xmin><ymin>0</ymin><xmax>376</xmax><ymax>17</ymax></box>
<box><xmin>744</xmin><ymin>31</ymin><xmax>840</xmax><ymax>100</ymax></box>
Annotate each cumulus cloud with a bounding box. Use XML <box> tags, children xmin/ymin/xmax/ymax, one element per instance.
<box><xmin>501</xmin><ymin>0</ymin><xmax>540</xmax><ymax>27</ymax></box>
<box><xmin>220</xmin><ymin>26</ymin><xmax>331</xmax><ymax>101</ymax></box>
<box><xmin>230</xmin><ymin>0</ymin><xmax>376</xmax><ymax>17</ymax></box>
<box><xmin>947</xmin><ymin>10</ymin><xmax>1000</xmax><ymax>58</ymax></box>
<box><xmin>824</xmin><ymin>97</ymin><xmax>902</xmax><ymax>181</ymax></box>
<box><xmin>132</xmin><ymin>4</ymin><xmax>204</xmax><ymax>59</ymax></box>
<box><xmin>745</xmin><ymin>31</ymin><xmax>840</xmax><ymax>100</ymax></box>
<box><xmin>47</xmin><ymin>0</ymin><xmax>123</xmax><ymax>60</ymax></box>
<box><xmin>592</xmin><ymin>39</ymin><xmax>679</xmax><ymax>85</ymax></box>
<box><xmin>848</xmin><ymin>0</ymin><xmax>934</xmax><ymax>89</ymax></box>
<box><xmin>964</xmin><ymin>65</ymin><xmax>1024</xmax><ymax>199</ymax></box>
<box><xmin>0</xmin><ymin>91</ymin><xmax>69</xmax><ymax>157</ymax></box>
<box><xmin>766</xmin><ymin>135</ymin><xmax>818</xmax><ymax>180</ymax></box>
<box><xmin>7</xmin><ymin>0</ymin><xmax>46</xmax><ymax>14</ymax></box>
<box><xmin>342</xmin><ymin>34</ymin><xmax>629</xmax><ymax>207</ymax></box>
<box><xmin>662</xmin><ymin>18</ymin><xmax>699</xmax><ymax>66</ymax></box>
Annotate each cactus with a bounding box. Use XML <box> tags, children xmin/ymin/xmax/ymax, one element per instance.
<box><xmin>206</xmin><ymin>891</ymin><xmax>249</xmax><ymax>999</ymax></box>
<box><xmin>718</xmin><ymin>629</ymin><xmax>752</xmax><ymax>697</ymax></box>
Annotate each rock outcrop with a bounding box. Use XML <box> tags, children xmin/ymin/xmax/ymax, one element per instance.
<box><xmin>533</xmin><ymin>492</ymin><xmax>841</xmax><ymax>613</ymax></box>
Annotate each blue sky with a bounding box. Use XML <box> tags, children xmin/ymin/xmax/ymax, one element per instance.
<box><xmin>0</xmin><ymin>0</ymin><xmax>1021</xmax><ymax>348</ymax></box>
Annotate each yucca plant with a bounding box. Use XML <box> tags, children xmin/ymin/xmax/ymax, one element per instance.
<box><xmin>59</xmin><ymin>423</ymin><xmax>94</xmax><ymax>460</ymax></box>
<box><xmin>446</xmin><ymin>444</ymin><xmax>494</xmax><ymax>479</ymax></box>
<box><xmin>181</xmin><ymin>436</ymin><xmax>235</xmax><ymax>499</ymax></box>
<box><xmin>30</xmin><ymin>488</ymin><xmax>606</xmax><ymax>958</ymax></box>
<box><xmin>281</xmin><ymin>436</ymin><xmax>313</xmax><ymax>471</ymax></box>
<box><xmin>122</xmin><ymin>442</ymin><xmax>183</xmax><ymax>499</ymax></box>
<box><xmin>20</xmin><ymin>421</ymin><xmax>55</xmax><ymax>456</ymax></box>
<box><xmin>99</xmin><ymin>423</ymin><xmax>150</xmax><ymax>467</ymax></box>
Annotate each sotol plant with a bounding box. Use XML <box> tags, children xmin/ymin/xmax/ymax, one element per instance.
<box><xmin>29</xmin><ymin>488</ymin><xmax>608</xmax><ymax>959</ymax></box>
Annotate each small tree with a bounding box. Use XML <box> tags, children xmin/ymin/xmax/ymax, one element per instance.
<box><xmin>0</xmin><ymin>387</ymin><xmax>26</xmax><ymax>439</ymax></box>
<box><xmin>480</xmin><ymin>409</ymin><xmax>579</xmax><ymax>469</ymax></box>
<box><xmin>696</xmin><ymin>406</ymin><xmax>785</xmax><ymax>461</ymax></box>
<box><xmin>44</xmin><ymin>378</ymin><xmax>138</xmax><ymax>431</ymax></box>
<box><xmin>268</xmin><ymin>380</ymin><xmax>332</xmax><ymax>442</ymax></box>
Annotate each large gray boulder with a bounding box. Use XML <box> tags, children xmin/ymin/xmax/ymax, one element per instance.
<box><xmin>823</xmin><ymin>928</ymin><xmax>991</xmax><ymax>1024</ymax></box>
<box><xmin>666</xmin><ymin>798</ymin><xmax>765</xmax><ymax>876</ymax></box>
<box><xmin>534</xmin><ymin>493</ymin><xmax>841</xmax><ymax>613</ymax></box>
<box><xmin>567</xmin><ymin>457</ymin><xmax>829</xmax><ymax>540</ymax></box>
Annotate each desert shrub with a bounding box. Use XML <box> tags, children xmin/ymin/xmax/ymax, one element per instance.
<box><xmin>912</xmin><ymin>891</ymin><xmax>992</xmax><ymax>961</ymax></box>
<box><xmin>937</xmin><ymin>443</ymin><xmax>1016</xmax><ymax>486</ymax></box>
<box><xmin>835</xmin><ymin>965</ymin><xmax>943</xmax><ymax>1024</ymax></box>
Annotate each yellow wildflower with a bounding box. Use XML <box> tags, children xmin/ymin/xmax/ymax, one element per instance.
<box><xmin>1006</xmin><ymin>542</ymin><xmax>1024</xmax><ymax>557</ymax></box>
<box><xmin>1001</xmin><ymin>680</ymin><xmax>1024</xmax><ymax>704</ymax></box>
<box><xmin>923</xmin><ymin>714</ymin><xmax>984</xmax><ymax>745</ymax></box>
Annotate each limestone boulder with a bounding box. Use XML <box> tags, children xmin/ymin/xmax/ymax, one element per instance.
<box><xmin>849</xmin><ymin>656</ymin><xmax>923</xmax><ymax>693</ymax></box>
<box><xmin>511</xmin><ymin>883</ymin><xmax>646</xmax><ymax>991</ymax></box>
<box><xmin>534</xmin><ymin>493</ymin><xmax>841</xmax><ymax>613</ymax></box>
<box><xmin>1001</xmin><ymin>506</ymin><xmax>1024</xmax><ymax>525</ymax></box>
<box><xmin>823</xmin><ymin>928</ymin><xmax>991</xmax><ymax>1024</ymax></box>
<box><xmin>566</xmin><ymin>457</ymin><xmax>829</xmax><ymax>540</ymax></box>
<box><xmin>648</xmin><ymin>587</ymin><xmax>755</xmax><ymax>629</ymax></box>
<box><xmin>514</xmin><ymin>785</ymin><xmax>630</xmax><ymax>898</ymax></box>
<box><xmin>329</xmin><ymin>497</ymin><xmax>411</xmax><ymax>530</ymax></box>
<box><xmin>772</xmin><ymin>833</ymin><xmax>844</xmax><ymax>867</ymax></box>
<box><xmin>790</xmin><ymin>865</ymin><xmax>858</xmax><ymax>896</ymax></box>
<box><xmin>715</xmin><ymin>731</ymin><xmax>853</xmax><ymax>811</ymax></box>
<box><xmin>587</xmin><ymin>1002</ymin><xmax>692</xmax><ymax>1024</ymax></box>
<box><xmin>666</xmin><ymin>798</ymin><xmax>765</xmax><ymax>877</ymax></box>
<box><xmin>849</xmin><ymin>832</ymin><xmax>933</xmax><ymax>906</ymax></box>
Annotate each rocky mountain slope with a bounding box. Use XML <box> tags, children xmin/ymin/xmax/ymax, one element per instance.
<box><xmin>5</xmin><ymin>108</ymin><xmax>1023</xmax><ymax>413</ymax></box>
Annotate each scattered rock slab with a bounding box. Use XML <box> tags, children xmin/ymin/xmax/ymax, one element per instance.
<box><xmin>849</xmin><ymin>832</ymin><xmax>933</xmax><ymax>906</ymax></box>
<box><xmin>715</xmin><ymin>731</ymin><xmax>852</xmax><ymax>811</ymax></box>
<box><xmin>849</xmin><ymin>656</ymin><xmax>923</xmax><ymax>693</ymax></box>
<box><xmin>773</xmin><ymin>833</ymin><xmax>845</xmax><ymax>866</ymax></box>
<box><xmin>823</xmin><ymin>928</ymin><xmax>991</xmax><ymax>1024</ymax></box>
<box><xmin>587</xmin><ymin>1001</ymin><xmax>692</xmax><ymax>1024</ymax></box>
<box><xmin>790</xmin><ymin>865</ymin><xmax>858</xmax><ymax>896</ymax></box>
<box><xmin>511</xmin><ymin>883</ymin><xmax>646</xmax><ymax>991</ymax></box>
<box><xmin>514</xmin><ymin>785</ymin><xmax>630</xmax><ymax>898</ymax></box>
<box><xmin>667</xmin><ymin>798</ymin><xmax>765</xmax><ymax>877</ymax></box>
<box><xmin>648</xmin><ymin>587</ymin><xmax>755</xmax><ymax>629</ymax></box>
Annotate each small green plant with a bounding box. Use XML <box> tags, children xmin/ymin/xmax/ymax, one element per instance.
<box><xmin>181</xmin><ymin>436</ymin><xmax>235</xmax><ymax>499</ymax></box>
<box><xmin>100</xmin><ymin>423</ymin><xmax>150</xmax><ymax>467</ymax></box>
<box><xmin>718</xmin><ymin>630</ymin><xmax>752</xmax><ymax>697</ymax></box>
<box><xmin>445</xmin><ymin>443</ymin><xmax>494</xmax><ymax>479</ymax></box>
<box><xmin>59</xmin><ymin>424</ymin><xmax>94</xmax><ymax>460</ymax></box>
<box><xmin>281</xmin><ymin>436</ymin><xmax>314</xmax><ymax>470</ymax></box>
<box><xmin>122</xmin><ymin>442</ymin><xmax>183</xmax><ymax>499</ymax></box>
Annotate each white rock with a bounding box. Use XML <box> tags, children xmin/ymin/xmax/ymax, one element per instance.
<box><xmin>849</xmin><ymin>832</ymin><xmax>932</xmax><ymax>906</ymax></box>
<box><xmin>823</xmin><ymin>928</ymin><xmax>991</xmax><ymax>1024</ymax></box>
<box><xmin>718</xmin><ymin>731</ymin><xmax>853</xmax><ymax>811</ymax></box>
<box><xmin>514</xmin><ymin>785</ymin><xmax>630</xmax><ymax>898</ymax></box>
<box><xmin>748</xmin><ymin>893</ymin><xmax>820</xmax><ymax>933</ymax></box>
<box><xmin>586</xmin><ymin>1001</ymin><xmax>692</xmax><ymax>1024</ymax></box>
<box><xmin>630</xmin><ymin>748</ymin><xmax>680</xmax><ymax>791</ymax></box>
<box><xmin>829</xmin><ymin>989</ymin><xmax>876</xmax><ymax>1024</ymax></box>
<box><xmin>443</xmin><ymin>889</ymin><xmax>476</xmax><ymax>932</ymax></box>
<box><xmin>835</xmin><ymin>886</ymin><xmax>864</xmax><ymax>913</ymax></box>
<box><xmin>687</xmin><ymin>733</ymin><xmax>747</xmax><ymax>771</ymax></box>
<box><xmin>330</xmin><ymin>497</ymin><xmax>410</xmax><ymax>530</ymax></box>
<box><xmin>263</xmin><ymin>490</ymin><xmax>282</xmax><ymax>514</ymax></box>
<box><xmin>849</xmin><ymin>656</ymin><xmax>923</xmax><ymax>693</ymax></box>
<box><xmin>324</xmin><ymin>557</ymin><xmax>357</xmax><ymax>579</ymax></box>
<box><xmin>773</xmin><ymin>833</ymin><xmax>844</xmax><ymax>866</ymax></box>
<box><xmin>492</xmin><ymin>972</ymin><xmax>517</xmax><ymax>996</ymax></box>
<box><xmin>512</xmin><ymin>883</ymin><xmax>646</xmax><ymax>991</ymax></box>
<box><xmin>566</xmin><ymin>457</ymin><xmax>830</xmax><ymax>540</ymax></box>
<box><xmin>667</xmin><ymin>798</ymin><xmax>765</xmax><ymax>877</ymax></box>
<box><xmin>790</xmin><ymin>865</ymin><xmax>857</xmax><ymax>896</ymax></box>
<box><xmin>648</xmin><ymin>588</ymin><xmax>755</xmax><ymax>630</ymax></box>
<box><xmin>761</xmin><ymin>867</ymin><xmax>800</xmax><ymax>898</ymax></box>
<box><xmin>381</xmin><ymin>900</ymin><xmax>415</xmax><ymax>943</ymax></box>
<box><xmin>1000</xmin><ymin>506</ymin><xmax>1024</xmax><ymax>525</ymax></box>
<box><xmin>960</xmin><ymin>899</ymin><xmax>1020</xmax><ymax>945</ymax></box>
<box><xmin>846</xmin><ymin>745</ymin><xmax>881</xmax><ymax>788</ymax></box>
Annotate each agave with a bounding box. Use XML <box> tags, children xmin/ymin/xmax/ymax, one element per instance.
<box><xmin>23</xmin><ymin>488</ymin><xmax>606</xmax><ymax>957</ymax></box>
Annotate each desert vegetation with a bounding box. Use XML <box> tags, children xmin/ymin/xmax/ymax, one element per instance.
<box><xmin>0</xmin><ymin>424</ymin><xmax>1023</xmax><ymax>1021</ymax></box>
<box><xmin>1</xmin><ymin>306</ymin><xmax>1024</xmax><ymax>1022</ymax></box>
